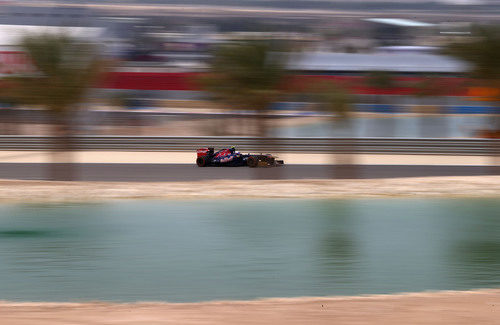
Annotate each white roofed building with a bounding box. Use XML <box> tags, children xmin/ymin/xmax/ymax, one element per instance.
<box><xmin>288</xmin><ymin>52</ymin><xmax>468</xmax><ymax>74</ymax></box>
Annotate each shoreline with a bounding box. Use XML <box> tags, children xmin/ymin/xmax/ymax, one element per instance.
<box><xmin>1</xmin><ymin>288</ymin><xmax>497</xmax><ymax>305</ymax></box>
<box><xmin>1</xmin><ymin>289</ymin><xmax>498</xmax><ymax>324</ymax></box>
<box><xmin>0</xmin><ymin>176</ymin><xmax>499</xmax><ymax>203</ymax></box>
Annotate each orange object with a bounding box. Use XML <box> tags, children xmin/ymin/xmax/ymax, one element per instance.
<box><xmin>466</xmin><ymin>87</ymin><xmax>500</xmax><ymax>101</ymax></box>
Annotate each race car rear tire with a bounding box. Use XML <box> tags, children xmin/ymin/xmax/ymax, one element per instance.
<box><xmin>196</xmin><ymin>156</ymin><xmax>208</xmax><ymax>167</ymax></box>
<box><xmin>247</xmin><ymin>156</ymin><xmax>259</xmax><ymax>168</ymax></box>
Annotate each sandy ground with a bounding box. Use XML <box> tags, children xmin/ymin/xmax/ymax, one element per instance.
<box><xmin>0</xmin><ymin>151</ymin><xmax>496</xmax><ymax>165</ymax></box>
<box><xmin>0</xmin><ymin>289</ymin><xmax>498</xmax><ymax>325</ymax></box>
<box><xmin>0</xmin><ymin>176</ymin><xmax>499</xmax><ymax>202</ymax></box>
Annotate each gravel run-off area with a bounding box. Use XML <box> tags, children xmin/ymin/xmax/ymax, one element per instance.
<box><xmin>0</xmin><ymin>176</ymin><xmax>498</xmax><ymax>202</ymax></box>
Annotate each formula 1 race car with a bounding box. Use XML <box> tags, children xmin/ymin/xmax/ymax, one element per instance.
<box><xmin>196</xmin><ymin>147</ymin><xmax>284</xmax><ymax>167</ymax></box>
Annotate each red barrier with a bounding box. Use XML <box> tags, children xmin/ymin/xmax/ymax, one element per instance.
<box><xmin>99</xmin><ymin>71</ymin><xmax>469</xmax><ymax>96</ymax></box>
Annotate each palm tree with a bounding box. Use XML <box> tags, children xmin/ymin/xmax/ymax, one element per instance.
<box><xmin>313</xmin><ymin>81</ymin><xmax>352</xmax><ymax>120</ymax></box>
<box><xmin>202</xmin><ymin>40</ymin><xmax>286</xmax><ymax>137</ymax></box>
<box><xmin>443</xmin><ymin>25</ymin><xmax>500</xmax><ymax>168</ymax></box>
<box><xmin>413</xmin><ymin>76</ymin><xmax>447</xmax><ymax>137</ymax></box>
<box><xmin>310</xmin><ymin>81</ymin><xmax>357</xmax><ymax>178</ymax></box>
<box><xmin>3</xmin><ymin>33</ymin><xmax>103</xmax><ymax>180</ymax></box>
<box><xmin>444</xmin><ymin>25</ymin><xmax>500</xmax><ymax>82</ymax></box>
<box><xmin>366</xmin><ymin>70</ymin><xmax>398</xmax><ymax>137</ymax></box>
<box><xmin>0</xmin><ymin>94</ymin><xmax>19</xmax><ymax>135</ymax></box>
<box><xmin>443</xmin><ymin>25</ymin><xmax>500</xmax><ymax>132</ymax></box>
<box><xmin>366</xmin><ymin>70</ymin><xmax>396</xmax><ymax>92</ymax></box>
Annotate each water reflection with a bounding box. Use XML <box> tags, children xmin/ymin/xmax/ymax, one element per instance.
<box><xmin>316</xmin><ymin>201</ymin><xmax>358</xmax><ymax>285</ymax></box>
<box><xmin>0</xmin><ymin>230</ymin><xmax>57</xmax><ymax>237</ymax></box>
<box><xmin>0</xmin><ymin>199</ymin><xmax>498</xmax><ymax>302</ymax></box>
<box><xmin>0</xmin><ymin>204</ymin><xmax>109</xmax><ymax>284</ymax></box>
<box><xmin>446</xmin><ymin>200</ymin><xmax>500</xmax><ymax>287</ymax></box>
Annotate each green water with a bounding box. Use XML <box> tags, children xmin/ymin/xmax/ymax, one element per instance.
<box><xmin>0</xmin><ymin>199</ymin><xmax>498</xmax><ymax>302</ymax></box>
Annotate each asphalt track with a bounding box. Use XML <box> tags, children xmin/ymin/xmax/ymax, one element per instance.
<box><xmin>0</xmin><ymin>163</ymin><xmax>497</xmax><ymax>181</ymax></box>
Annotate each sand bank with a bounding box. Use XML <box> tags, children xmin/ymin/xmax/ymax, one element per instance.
<box><xmin>0</xmin><ymin>176</ymin><xmax>499</xmax><ymax>202</ymax></box>
<box><xmin>0</xmin><ymin>289</ymin><xmax>498</xmax><ymax>325</ymax></box>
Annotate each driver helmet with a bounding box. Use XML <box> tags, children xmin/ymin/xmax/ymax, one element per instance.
<box><xmin>230</xmin><ymin>146</ymin><xmax>236</xmax><ymax>153</ymax></box>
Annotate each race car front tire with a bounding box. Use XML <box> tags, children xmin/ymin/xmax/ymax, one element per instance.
<box><xmin>247</xmin><ymin>156</ymin><xmax>259</xmax><ymax>168</ymax></box>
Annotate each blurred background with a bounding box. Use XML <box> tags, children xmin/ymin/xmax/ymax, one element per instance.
<box><xmin>0</xmin><ymin>0</ymin><xmax>498</xmax><ymax>180</ymax></box>
<box><xmin>0</xmin><ymin>1</ymin><xmax>500</xmax><ymax>316</ymax></box>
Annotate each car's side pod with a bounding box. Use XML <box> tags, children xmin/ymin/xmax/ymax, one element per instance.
<box><xmin>196</xmin><ymin>147</ymin><xmax>214</xmax><ymax>158</ymax></box>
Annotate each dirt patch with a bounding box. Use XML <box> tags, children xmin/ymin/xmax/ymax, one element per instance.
<box><xmin>0</xmin><ymin>176</ymin><xmax>499</xmax><ymax>203</ymax></box>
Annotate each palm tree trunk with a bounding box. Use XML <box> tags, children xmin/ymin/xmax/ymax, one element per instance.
<box><xmin>252</xmin><ymin>110</ymin><xmax>283</xmax><ymax>179</ymax></box>
<box><xmin>50</xmin><ymin>111</ymin><xmax>75</xmax><ymax>181</ymax></box>
<box><xmin>1</xmin><ymin>108</ymin><xmax>18</xmax><ymax>135</ymax></box>
<box><xmin>331</xmin><ymin>119</ymin><xmax>359</xmax><ymax>179</ymax></box>
<box><xmin>254</xmin><ymin>112</ymin><xmax>267</xmax><ymax>179</ymax></box>
<box><xmin>490</xmin><ymin>102</ymin><xmax>500</xmax><ymax>174</ymax></box>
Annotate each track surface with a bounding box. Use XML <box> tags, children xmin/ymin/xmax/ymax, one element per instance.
<box><xmin>0</xmin><ymin>163</ymin><xmax>497</xmax><ymax>181</ymax></box>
